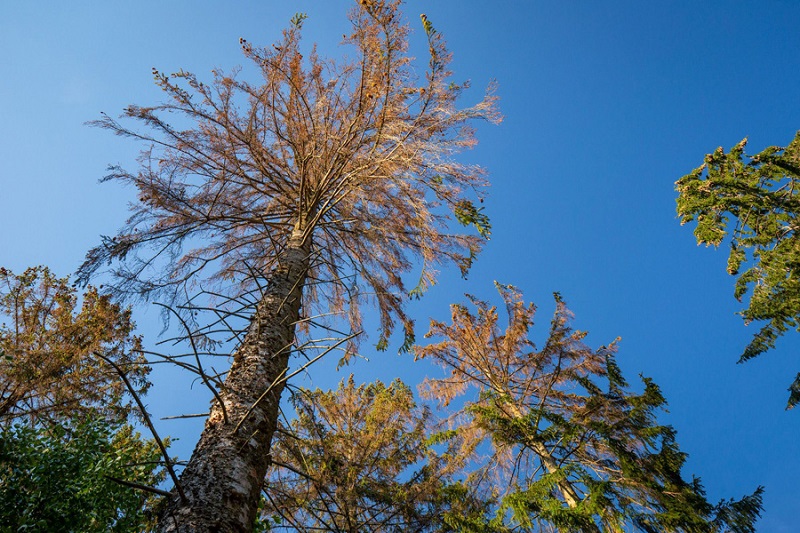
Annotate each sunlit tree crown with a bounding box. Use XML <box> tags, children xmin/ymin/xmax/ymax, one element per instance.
<box><xmin>80</xmin><ymin>0</ymin><xmax>499</xmax><ymax>352</ymax></box>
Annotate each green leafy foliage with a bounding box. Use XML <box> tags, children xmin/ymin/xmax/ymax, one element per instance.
<box><xmin>676</xmin><ymin>131</ymin><xmax>800</xmax><ymax>406</ymax></box>
<box><xmin>253</xmin><ymin>496</ymin><xmax>282</xmax><ymax>532</ymax></box>
<box><xmin>0</xmin><ymin>418</ymin><xmax>165</xmax><ymax>532</ymax></box>
<box><xmin>420</xmin><ymin>13</ymin><xmax>435</xmax><ymax>36</ymax></box>
<box><xmin>454</xmin><ymin>200</ymin><xmax>492</xmax><ymax>239</ymax></box>
<box><xmin>289</xmin><ymin>12</ymin><xmax>307</xmax><ymax>28</ymax></box>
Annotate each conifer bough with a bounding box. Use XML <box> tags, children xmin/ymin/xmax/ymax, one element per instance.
<box><xmin>417</xmin><ymin>284</ymin><xmax>764</xmax><ymax>531</ymax></box>
<box><xmin>676</xmin><ymin>131</ymin><xmax>800</xmax><ymax>407</ymax></box>
<box><xmin>79</xmin><ymin>1</ymin><xmax>498</xmax><ymax>531</ymax></box>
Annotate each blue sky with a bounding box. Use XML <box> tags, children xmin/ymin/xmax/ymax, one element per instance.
<box><xmin>2</xmin><ymin>1</ymin><xmax>799</xmax><ymax>529</ymax></box>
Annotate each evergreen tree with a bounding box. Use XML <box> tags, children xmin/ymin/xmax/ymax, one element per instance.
<box><xmin>676</xmin><ymin>131</ymin><xmax>800</xmax><ymax>406</ymax></box>
<box><xmin>416</xmin><ymin>284</ymin><xmax>763</xmax><ymax>532</ymax></box>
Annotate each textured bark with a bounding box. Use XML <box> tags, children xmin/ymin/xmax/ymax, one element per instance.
<box><xmin>158</xmin><ymin>229</ymin><xmax>311</xmax><ymax>532</ymax></box>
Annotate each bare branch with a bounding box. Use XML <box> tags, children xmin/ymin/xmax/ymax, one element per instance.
<box><xmin>94</xmin><ymin>351</ymin><xmax>187</xmax><ymax>504</ymax></box>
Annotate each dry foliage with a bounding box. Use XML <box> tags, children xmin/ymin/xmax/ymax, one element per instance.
<box><xmin>0</xmin><ymin>266</ymin><xmax>148</xmax><ymax>427</ymax></box>
<box><xmin>79</xmin><ymin>0</ymin><xmax>499</xmax><ymax>354</ymax></box>
<box><xmin>262</xmin><ymin>376</ymin><xmax>485</xmax><ymax>532</ymax></box>
<box><xmin>77</xmin><ymin>2</ymin><xmax>499</xmax><ymax>529</ymax></box>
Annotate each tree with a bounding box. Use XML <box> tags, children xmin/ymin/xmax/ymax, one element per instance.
<box><xmin>0</xmin><ymin>266</ymin><xmax>148</xmax><ymax>426</ymax></box>
<box><xmin>78</xmin><ymin>1</ymin><xmax>498</xmax><ymax>530</ymax></box>
<box><xmin>0</xmin><ymin>417</ymin><xmax>165</xmax><ymax>532</ymax></box>
<box><xmin>675</xmin><ymin>131</ymin><xmax>800</xmax><ymax>406</ymax></box>
<box><xmin>0</xmin><ymin>267</ymin><xmax>169</xmax><ymax>531</ymax></box>
<box><xmin>415</xmin><ymin>284</ymin><xmax>763</xmax><ymax>532</ymax></box>
<box><xmin>260</xmin><ymin>376</ymin><xmax>490</xmax><ymax>532</ymax></box>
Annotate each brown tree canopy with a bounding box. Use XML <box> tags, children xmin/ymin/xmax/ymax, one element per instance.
<box><xmin>79</xmin><ymin>1</ymin><xmax>499</xmax><ymax>351</ymax></box>
<box><xmin>262</xmin><ymin>377</ymin><xmax>488</xmax><ymax>532</ymax></box>
<box><xmin>0</xmin><ymin>266</ymin><xmax>148</xmax><ymax>427</ymax></box>
<box><xmin>77</xmin><ymin>2</ymin><xmax>499</xmax><ymax>530</ymax></box>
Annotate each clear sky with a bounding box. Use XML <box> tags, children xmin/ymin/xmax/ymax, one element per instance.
<box><xmin>2</xmin><ymin>1</ymin><xmax>799</xmax><ymax>529</ymax></box>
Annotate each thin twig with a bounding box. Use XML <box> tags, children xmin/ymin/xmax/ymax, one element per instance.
<box><xmin>155</xmin><ymin>302</ymin><xmax>229</xmax><ymax>423</ymax></box>
<box><xmin>105</xmin><ymin>474</ymin><xmax>172</xmax><ymax>497</ymax></box>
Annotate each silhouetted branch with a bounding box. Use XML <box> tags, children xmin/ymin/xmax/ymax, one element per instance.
<box><xmin>105</xmin><ymin>474</ymin><xmax>172</xmax><ymax>497</ymax></box>
<box><xmin>94</xmin><ymin>351</ymin><xmax>187</xmax><ymax>504</ymax></box>
<box><xmin>155</xmin><ymin>302</ymin><xmax>229</xmax><ymax>423</ymax></box>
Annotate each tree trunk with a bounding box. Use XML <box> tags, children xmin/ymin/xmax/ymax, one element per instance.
<box><xmin>158</xmin><ymin>229</ymin><xmax>312</xmax><ymax>532</ymax></box>
<box><xmin>502</xmin><ymin>401</ymin><xmax>583</xmax><ymax>509</ymax></box>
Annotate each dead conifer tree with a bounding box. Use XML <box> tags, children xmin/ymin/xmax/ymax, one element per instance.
<box><xmin>79</xmin><ymin>2</ymin><xmax>499</xmax><ymax>531</ymax></box>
